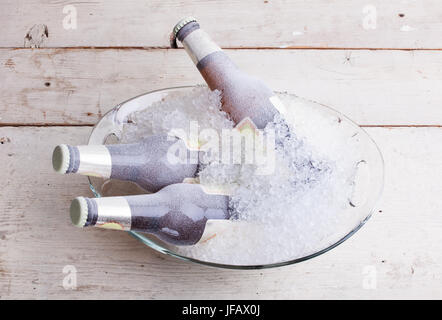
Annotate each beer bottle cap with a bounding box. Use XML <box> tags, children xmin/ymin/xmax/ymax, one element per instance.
<box><xmin>70</xmin><ymin>197</ymin><xmax>89</xmax><ymax>228</ymax></box>
<box><xmin>172</xmin><ymin>16</ymin><xmax>198</xmax><ymax>38</ymax></box>
<box><xmin>52</xmin><ymin>144</ymin><xmax>70</xmax><ymax>174</ymax></box>
<box><xmin>171</xmin><ymin>17</ymin><xmax>198</xmax><ymax>48</ymax></box>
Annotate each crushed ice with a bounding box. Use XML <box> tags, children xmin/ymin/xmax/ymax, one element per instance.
<box><xmin>120</xmin><ymin>86</ymin><xmax>361</xmax><ymax>265</ymax></box>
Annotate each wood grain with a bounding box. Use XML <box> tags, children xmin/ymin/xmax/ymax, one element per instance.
<box><xmin>1</xmin><ymin>48</ymin><xmax>442</xmax><ymax>126</ymax></box>
<box><xmin>2</xmin><ymin>0</ymin><xmax>442</xmax><ymax>49</ymax></box>
<box><xmin>2</xmin><ymin>0</ymin><xmax>441</xmax><ymax>301</ymax></box>
<box><xmin>1</xmin><ymin>126</ymin><xmax>441</xmax><ymax>299</ymax></box>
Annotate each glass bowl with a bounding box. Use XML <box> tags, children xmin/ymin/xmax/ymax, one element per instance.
<box><xmin>87</xmin><ymin>86</ymin><xmax>384</xmax><ymax>269</ymax></box>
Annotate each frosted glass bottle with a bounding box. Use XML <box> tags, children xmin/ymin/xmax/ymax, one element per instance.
<box><xmin>53</xmin><ymin>135</ymin><xmax>199</xmax><ymax>192</ymax></box>
<box><xmin>173</xmin><ymin>17</ymin><xmax>286</xmax><ymax>129</ymax></box>
<box><xmin>70</xmin><ymin>183</ymin><xmax>230</xmax><ymax>246</ymax></box>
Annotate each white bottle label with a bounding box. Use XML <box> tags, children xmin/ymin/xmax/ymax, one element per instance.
<box><xmin>197</xmin><ymin>219</ymin><xmax>232</xmax><ymax>244</ymax></box>
<box><xmin>269</xmin><ymin>95</ymin><xmax>288</xmax><ymax>116</ymax></box>
<box><xmin>196</xmin><ymin>220</ymin><xmax>264</xmax><ymax>245</ymax></box>
<box><xmin>77</xmin><ymin>145</ymin><xmax>112</xmax><ymax>179</ymax></box>
<box><xmin>182</xmin><ymin>177</ymin><xmax>236</xmax><ymax>196</ymax></box>
<box><xmin>182</xmin><ymin>29</ymin><xmax>222</xmax><ymax>65</ymax></box>
<box><xmin>94</xmin><ymin>197</ymin><xmax>132</xmax><ymax>231</ymax></box>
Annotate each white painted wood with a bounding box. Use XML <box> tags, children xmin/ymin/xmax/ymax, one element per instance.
<box><xmin>1</xmin><ymin>48</ymin><xmax>442</xmax><ymax>126</ymax></box>
<box><xmin>1</xmin><ymin>126</ymin><xmax>441</xmax><ymax>299</ymax></box>
<box><xmin>2</xmin><ymin>0</ymin><xmax>442</xmax><ymax>49</ymax></box>
<box><xmin>2</xmin><ymin>0</ymin><xmax>441</xmax><ymax>301</ymax></box>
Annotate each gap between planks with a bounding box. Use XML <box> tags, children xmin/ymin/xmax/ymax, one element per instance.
<box><xmin>2</xmin><ymin>46</ymin><xmax>442</xmax><ymax>51</ymax></box>
<box><xmin>0</xmin><ymin>124</ymin><xmax>441</xmax><ymax>128</ymax></box>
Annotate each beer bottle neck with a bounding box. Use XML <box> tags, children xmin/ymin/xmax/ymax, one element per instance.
<box><xmin>53</xmin><ymin>144</ymin><xmax>113</xmax><ymax>179</ymax></box>
<box><xmin>53</xmin><ymin>143</ymin><xmax>146</xmax><ymax>180</ymax></box>
<box><xmin>178</xmin><ymin>22</ymin><xmax>223</xmax><ymax>66</ymax></box>
<box><xmin>177</xmin><ymin>22</ymin><xmax>239</xmax><ymax>93</ymax></box>
<box><xmin>70</xmin><ymin>195</ymin><xmax>161</xmax><ymax>232</ymax></box>
<box><xmin>105</xmin><ymin>143</ymin><xmax>144</xmax><ymax>181</ymax></box>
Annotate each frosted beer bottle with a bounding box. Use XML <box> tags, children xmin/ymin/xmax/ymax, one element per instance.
<box><xmin>70</xmin><ymin>183</ymin><xmax>230</xmax><ymax>246</ymax></box>
<box><xmin>52</xmin><ymin>135</ymin><xmax>198</xmax><ymax>192</ymax></box>
<box><xmin>172</xmin><ymin>17</ymin><xmax>286</xmax><ymax>129</ymax></box>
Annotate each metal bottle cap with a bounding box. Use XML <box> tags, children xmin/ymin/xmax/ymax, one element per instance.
<box><xmin>170</xmin><ymin>16</ymin><xmax>198</xmax><ymax>48</ymax></box>
<box><xmin>52</xmin><ymin>144</ymin><xmax>70</xmax><ymax>174</ymax></box>
<box><xmin>70</xmin><ymin>197</ymin><xmax>89</xmax><ymax>228</ymax></box>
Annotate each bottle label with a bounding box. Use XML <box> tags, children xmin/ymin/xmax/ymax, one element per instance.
<box><xmin>182</xmin><ymin>177</ymin><xmax>235</xmax><ymax>196</ymax></box>
<box><xmin>197</xmin><ymin>219</ymin><xmax>232</xmax><ymax>244</ymax></box>
<box><xmin>269</xmin><ymin>95</ymin><xmax>288</xmax><ymax>116</ymax></box>
<box><xmin>77</xmin><ymin>145</ymin><xmax>112</xmax><ymax>179</ymax></box>
<box><xmin>196</xmin><ymin>220</ymin><xmax>265</xmax><ymax>245</ymax></box>
<box><xmin>182</xmin><ymin>29</ymin><xmax>222</xmax><ymax>65</ymax></box>
<box><xmin>94</xmin><ymin>197</ymin><xmax>132</xmax><ymax>231</ymax></box>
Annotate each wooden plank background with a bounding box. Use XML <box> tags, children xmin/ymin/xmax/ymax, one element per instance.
<box><xmin>1</xmin><ymin>0</ymin><xmax>442</xmax><ymax>299</ymax></box>
<box><xmin>2</xmin><ymin>49</ymin><xmax>442</xmax><ymax>126</ymax></box>
<box><xmin>3</xmin><ymin>0</ymin><xmax>442</xmax><ymax>49</ymax></box>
